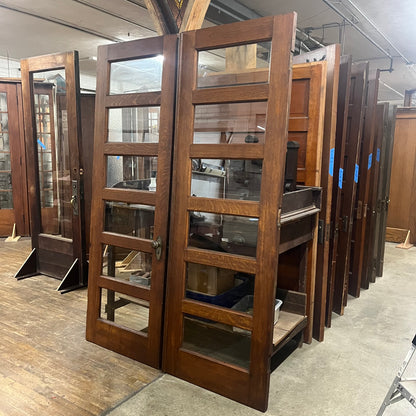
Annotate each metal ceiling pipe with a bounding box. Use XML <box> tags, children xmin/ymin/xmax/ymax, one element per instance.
<box><xmin>322</xmin><ymin>0</ymin><xmax>394</xmax><ymax>61</ymax></box>
<box><xmin>342</xmin><ymin>0</ymin><xmax>412</xmax><ymax>65</ymax></box>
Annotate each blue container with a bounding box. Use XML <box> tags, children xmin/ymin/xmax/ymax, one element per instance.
<box><xmin>186</xmin><ymin>275</ymin><xmax>251</xmax><ymax>308</ymax></box>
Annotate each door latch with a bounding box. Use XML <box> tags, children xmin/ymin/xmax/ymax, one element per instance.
<box><xmin>71</xmin><ymin>180</ymin><xmax>79</xmax><ymax>216</ymax></box>
<box><xmin>151</xmin><ymin>236</ymin><xmax>162</xmax><ymax>261</ymax></box>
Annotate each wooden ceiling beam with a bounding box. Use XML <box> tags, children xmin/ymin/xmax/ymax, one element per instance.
<box><xmin>144</xmin><ymin>0</ymin><xmax>210</xmax><ymax>34</ymax></box>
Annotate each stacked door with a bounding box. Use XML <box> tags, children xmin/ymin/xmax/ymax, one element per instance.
<box><xmin>329</xmin><ymin>62</ymin><xmax>368</xmax><ymax>319</ymax></box>
<box><xmin>162</xmin><ymin>14</ymin><xmax>296</xmax><ymax>412</ymax></box>
<box><xmin>86</xmin><ymin>35</ymin><xmax>177</xmax><ymax>367</ymax></box>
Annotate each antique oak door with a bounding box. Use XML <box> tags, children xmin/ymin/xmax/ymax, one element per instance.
<box><xmin>86</xmin><ymin>36</ymin><xmax>177</xmax><ymax>367</ymax></box>
<box><xmin>18</xmin><ymin>52</ymin><xmax>87</xmax><ymax>292</ymax></box>
<box><xmin>0</xmin><ymin>81</ymin><xmax>29</xmax><ymax>237</ymax></box>
<box><xmin>162</xmin><ymin>15</ymin><xmax>296</xmax><ymax>412</ymax></box>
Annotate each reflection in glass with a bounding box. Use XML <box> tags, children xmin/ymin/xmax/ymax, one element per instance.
<box><xmin>0</xmin><ymin>92</ymin><xmax>7</xmax><ymax>112</ymax></box>
<box><xmin>183</xmin><ymin>314</ymin><xmax>251</xmax><ymax>369</ymax></box>
<box><xmin>102</xmin><ymin>244</ymin><xmax>152</xmax><ymax>288</ymax></box>
<box><xmin>193</xmin><ymin>102</ymin><xmax>266</xmax><ymax>144</ymax></box>
<box><xmin>109</xmin><ymin>56</ymin><xmax>163</xmax><ymax>94</ymax></box>
<box><xmin>189</xmin><ymin>212</ymin><xmax>258</xmax><ymax>257</ymax></box>
<box><xmin>108</xmin><ymin>107</ymin><xmax>160</xmax><ymax>143</ymax></box>
<box><xmin>104</xmin><ymin>201</ymin><xmax>155</xmax><ymax>238</ymax></box>
<box><xmin>33</xmin><ymin>70</ymin><xmax>73</xmax><ymax>238</ymax></box>
<box><xmin>0</xmin><ymin>191</ymin><xmax>12</xmax><ymax>208</ymax></box>
<box><xmin>106</xmin><ymin>155</ymin><xmax>157</xmax><ymax>190</ymax></box>
<box><xmin>191</xmin><ymin>159</ymin><xmax>262</xmax><ymax>201</ymax></box>
<box><xmin>197</xmin><ymin>41</ymin><xmax>271</xmax><ymax>88</ymax></box>
<box><xmin>100</xmin><ymin>288</ymin><xmax>149</xmax><ymax>333</ymax></box>
<box><xmin>0</xmin><ymin>92</ymin><xmax>12</xmax><ymax>209</ymax></box>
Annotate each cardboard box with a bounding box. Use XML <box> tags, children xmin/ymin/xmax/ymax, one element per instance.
<box><xmin>187</xmin><ymin>263</ymin><xmax>235</xmax><ymax>295</ymax></box>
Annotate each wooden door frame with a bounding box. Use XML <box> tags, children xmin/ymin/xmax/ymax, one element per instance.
<box><xmin>162</xmin><ymin>14</ymin><xmax>297</xmax><ymax>412</ymax></box>
<box><xmin>17</xmin><ymin>51</ymin><xmax>87</xmax><ymax>292</ymax></box>
<box><xmin>86</xmin><ymin>35</ymin><xmax>177</xmax><ymax>368</ymax></box>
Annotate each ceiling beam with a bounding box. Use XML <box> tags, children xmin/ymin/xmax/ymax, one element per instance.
<box><xmin>144</xmin><ymin>0</ymin><xmax>210</xmax><ymax>34</ymax></box>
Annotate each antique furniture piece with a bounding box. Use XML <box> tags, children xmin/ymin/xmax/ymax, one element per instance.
<box><xmin>16</xmin><ymin>51</ymin><xmax>87</xmax><ymax>292</ymax></box>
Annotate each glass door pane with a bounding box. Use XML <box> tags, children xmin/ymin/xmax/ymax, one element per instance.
<box><xmin>0</xmin><ymin>92</ymin><xmax>12</xmax><ymax>209</ymax></box>
<box><xmin>33</xmin><ymin>72</ymin><xmax>72</xmax><ymax>239</ymax></box>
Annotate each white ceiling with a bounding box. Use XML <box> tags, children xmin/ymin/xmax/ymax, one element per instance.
<box><xmin>0</xmin><ymin>0</ymin><xmax>415</xmax><ymax>103</ymax></box>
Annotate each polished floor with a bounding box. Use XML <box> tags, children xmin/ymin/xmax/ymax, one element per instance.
<box><xmin>1</xmin><ymin>239</ymin><xmax>416</xmax><ymax>415</ymax></box>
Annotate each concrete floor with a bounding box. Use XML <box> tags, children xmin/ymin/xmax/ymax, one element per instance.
<box><xmin>103</xmin><ymin>243</ymin><xmax>416</xmax><ymax>416</ymax></box>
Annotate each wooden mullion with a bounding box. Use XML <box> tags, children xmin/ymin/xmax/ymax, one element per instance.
<box><xmin>194</xmin><ymin>16</ymin><xmax>274</xmax><ymax>49</ymax></box>
<box><xmin>101</xmin><ymin>231</ymin><xmax>153</xmax><ymax>253</ymax></box>
<box><xmin>98</xmin><ymin>275</ymin><xmax>151</xmax><ymax>301</ymax></box>
<box><xmin>104</xmin><ymin>36</ymin><xmax>164</xmax><ymax>62</ymax></box>
<box><xmin>104</xmin><ymin>92</ymin><xmax>161</xmax><ymax>108</ymax></box>
<box><xmin>103</xmin><ymin>142</ymin><xmax>158</xmax><ymax>156</ymax></box>
<box><xmin>184</xmin><ymin>247</ymin><xmax>257</xmax><ymax>274</ymax></box>
<box><xmin>190</xmin><ymin>144</ymin><xmax>264</xmax><ymax>159</ymax></box>
<box><xmin>182</xmin><ymin>299</ymin><xmax>253</xmax><ymax>330</ymax></box>
<box><xmin>192</xmin><ymin>84</ymin><xmax>268</xmax><ymax>104</ymax></box>
<box><xmin>102</xmin><ymin>188</ymin><xmax>157</xmax><ymax>205</ymax></box>
<box><xmin>187</xmin><ymin>196</ymin><xmax>259</xmax><ymax>217</ymax></box>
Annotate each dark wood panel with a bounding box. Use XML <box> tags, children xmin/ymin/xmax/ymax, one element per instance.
<box><xmin>329</xmin><ymin>62</ymin><xmax>368</xmax><ymax>321</ymax></box>
<box><xmin>349</xmin><ymin>71</ymin><xmax>379</xmax><ymax>296</ymax></box>
<box><xmin>187</xmin><ymin>196</ymin><xmax>260</xmax><ymax>217</ymax></box>
<box><xmin>326</xmin><ymin>55</ymin><xmax>352</xmax><ymax>321</ymax></box>
<box><xmin>362</xmin><ymin>103</ymin><xmax>388</xmax><ymax>286</ymax></box>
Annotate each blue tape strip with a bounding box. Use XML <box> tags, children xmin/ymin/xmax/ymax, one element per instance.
<box><xmin>37</xmin><ymin>139</ymin><xmax>46</xmax><ymax>150</ymax></box>
<box><xmin>377</xmin><ymin>148</ymin><xmax>380</xmax><ymax>162</ymax></box>
<box><xmin>368</xmin><ymin>153</ymin><xmax>372</xmax><ymax>170</ymax></box>
<box><xmin>354</xmin><ymin>164</ymin><xmax>359</xmax><ymax>183</ymax></box>
<box><xmin>339</xmin><ymin>168</ymin><xmax>344</xmax><ymax>189</ymax></box>
<box><xmin>329</xmin><ymin>148</ymin><xmax>335</xmax><ymax>177</ymax></box>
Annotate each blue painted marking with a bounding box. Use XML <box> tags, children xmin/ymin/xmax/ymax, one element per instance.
<box><xmin>116</xmin><ymin>155</ymin><xmax>121</xmax><ymax>160</ymax></box>
<box><xmin>368</xmin><ymin>153</ymin><xmax>372</xmax><ymax>170</ymax></box>
<box><xmin>37</xmin><ymin>139</ymin><xmax>46</xmax><ymax>150</ymax></box>
<box><xmin>329</xmin><ymin>148</ymin><xmax>335</xmax><ymax>177</ymax></box>
<box><xmin>377</xmin><ymin>148</ymin><xmax>380</xmax><ymax>162</ymax></box>
<box><xmin>354</xmin><ymin>164</ymin><xmax>359</xmax><ymax>183</ymax></box>
<box><xmin>339</xmin><ymin>168</ymin><xmax>344</xmax><ymax>189</ymax></box>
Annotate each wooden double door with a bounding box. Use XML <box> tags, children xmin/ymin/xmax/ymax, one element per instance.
<box><xmin>87</xmin><ymin>14</ymin><xmax>299</xmax><ymax>411</ymax></box>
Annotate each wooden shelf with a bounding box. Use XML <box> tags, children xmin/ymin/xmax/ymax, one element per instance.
<box><xmin>273</xmin><ymin>310</ymin><xmax>307</xmax><ymax>348</ymax></box>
